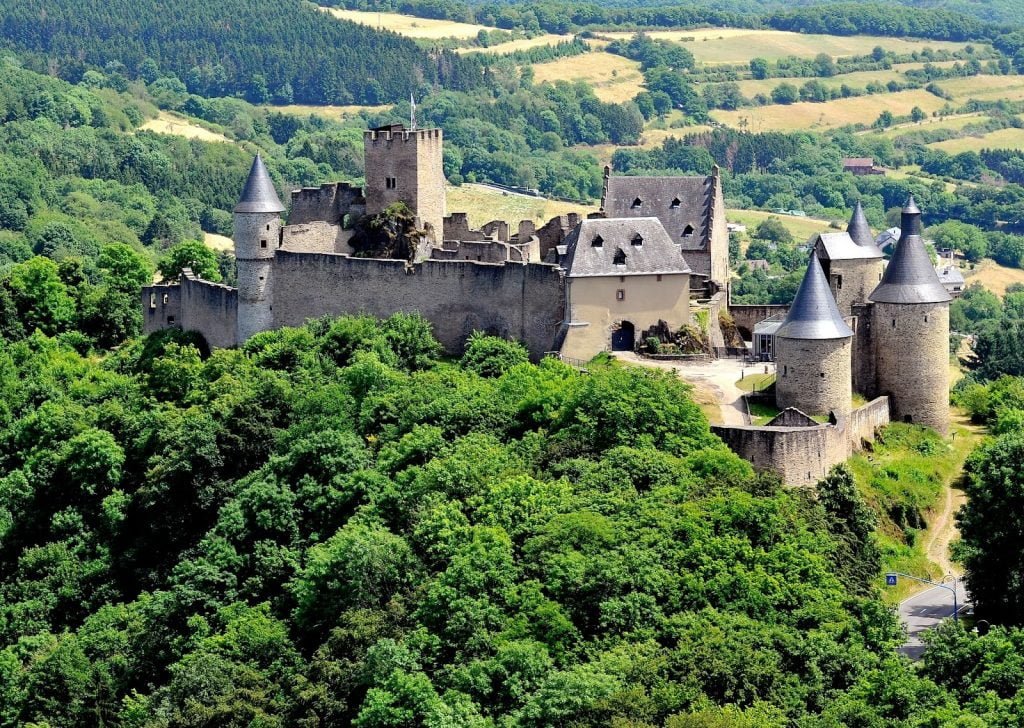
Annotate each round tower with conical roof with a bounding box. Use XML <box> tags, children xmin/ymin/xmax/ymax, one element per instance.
<box><xmin>775</xmin><ymin>254</ymin><xmax>855</xmax><ymax>419</ymax></box>
<box><xmin>234</xmin><ymin>154</ymin><xmax>285</xmax><ymax>343</ymax></box>
<box><xmin>868</xmin><ymin>196</ymin><xmax>951</xmax><ymax>434</ymax></box>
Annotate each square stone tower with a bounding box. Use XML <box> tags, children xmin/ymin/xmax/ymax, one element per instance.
<box><xmin>363</xmin><ymin>123</ymin><xmax>445</xmax><ymax>243</ymax></box>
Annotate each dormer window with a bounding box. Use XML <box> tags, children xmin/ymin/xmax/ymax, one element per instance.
<box><xmin>671</xmin><ymin>198</ymin><xmax>681</xmax><ymax>208</ymax></box>
<box><xmin>682</xmin><ymin>224</ymin><xmax>694</xmax><ymax>238</ymax></box>
<box><xmin>631</xmin><ymin>197</ymin><xmax>643</xmax><ymax>209</ymax></box>
<box><xmin>591</xmin><ymin>234</ymin><xmax>604</xmax><ymax>247</ymax></box>
<box><xmin>613</xmin><ymin>248</ymin><xmax>627</xmax><ymax>265</ymax></box>
<box><xmin>631</xmin><ymin>234</ymin><xmax>644</xmax><ymax>246</ymax></box>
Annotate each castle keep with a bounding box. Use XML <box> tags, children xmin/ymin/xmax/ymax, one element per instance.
<box><xmin>142</xmin><ymin>124</ymin><xmax>952</xmax><ymax>486</ymax></box>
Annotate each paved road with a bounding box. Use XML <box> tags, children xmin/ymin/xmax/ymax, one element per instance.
<box><xmin>898</xmin><ymin>580</ymin><xmax>970</xmax><ymax>659</ymax></box>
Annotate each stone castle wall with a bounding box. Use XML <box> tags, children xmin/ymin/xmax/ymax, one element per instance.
<box><xmin>776</xmin><ymin>336</ymin><xmax>852</xmax><ymax>418</ymax></box>
<box><xmin>712</xmin><ymin>396</ymin><xmax>890</xmax><ymax>487</ymax></box>
<box><xmin>727</xmin><ymin>303</ymin><xmax>789</xmax><ymax>338</ymax></box>
<box><xmin>828</xmin><ymin>258</ymin><xmax>884</xmax><ymax>318</ymax></box>
<box><xmin>180</xmin><ymin>271</ymin><xmax>238</xmax><ymax>349</ymax></box>
<box><xmin>851</xmin><ymin>303</ymin><xmax>876</xmax><ymax>397</ymax></box>
<box><xmin>270</xmin><ymin>252</ymin><xmax>565</xmax><ymax>358</ymax></box>
<box><xmin>288</xmin><ymin>183</ymin><xmax>365</xmax><ymax>226</ymax></box>
<box><xmin>871</xmin><ymin>300</ymin><xmax>950</xmax><ymax>434</ymax></box>
<box><xmin>142</xmin><ymin>283</ymin><xmax>181</xmax><ymax>334</ymax></box>
<box><xmin>281</xmin><ymin>221</ymin><xmax>355</xmax><ymax>255</ymax></box>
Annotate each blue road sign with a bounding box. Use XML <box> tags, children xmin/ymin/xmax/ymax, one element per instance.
<box><xmin>886</xmin><ymin>574</ymin><xmax>898</xmax><ymax>586</ymax></box>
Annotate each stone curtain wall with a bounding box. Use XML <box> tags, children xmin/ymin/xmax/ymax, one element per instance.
<box><xmin>712</xmin><ymin>396</ymin><xmax>891</xmax><ymax>487</ymax></box>
<box><xmin>271</xmin><ymin>252</ymin><xmax>565</xmax><ymax>358</ymax></box>
<box><xmin>180</xmin><ymin>271</ymin><xmax>238</xmax><ymax>349</ymax></box>
<box><xmin>141</xmin><ymin>283</ymin><xmax>181</xmax><ymax>335</ymax></box>
<box><xmin>727</xmin><ymin>303</ymin><xmax>789</xmax><ymax>339</ymax></box>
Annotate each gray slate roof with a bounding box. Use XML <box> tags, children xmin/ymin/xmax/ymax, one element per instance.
<box><xmin>869</xmin><ymin>197</ymin><xmax>951</xmax><ymax>304</ymax></box>
<box><xmin>936</xmin><ymin>265</ymin><xmax>965</xmax><ymax>286</ymax></box>
<box><xmin>776</xmin><ymin>254</ymin><xmax>854</xmax><ymax>340</ymax></box>
<box><xmin>562</xmin><ymin>217</ymin><xmax>691</xmax><ymax>278</ymax></box>
<box><xmin>814</xmin><ymin>231</ymin><xmax>884</xmax><ymax>261</ymax></box>
<box><xmin>235</xmin><ymin>154</ymin><xmax>285</xmax><ymax>214</ymax></box>
<box><xmin>847</xmin><ymin>201</ymin><xmax>879</xmax><ymax>250</ymax></box>
<box><xmin>602</xmin><ymin>175</ymin><xmax>712</xmax><ymax>250</ymax></box>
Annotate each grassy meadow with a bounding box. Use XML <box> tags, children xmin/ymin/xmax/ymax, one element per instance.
<box><xmin>139</xmin><ymin>111</ymin><xmax>232</xmax><ymax>143</ymax></box>
<box><xmin>712</xmin><ymin>88</ymin><xmax>949</xmax><ymax>132</ymax></box>
<box><xmin>530</xmin><ymin>53</ymin><xmax>645</xmax><ymax>103</ymax></box>
<box><xmin>600</xmin><ymin>28</ymin><xmax>972</xmax><ymax>64</ymax></box>
<box><xmin>320</xmin><ymin>7</ymin><xmax>487</xmax><ymax>38</ymax></box>
<box><xmin>929</xmin><ymin>126</ymin><xmax>1024</xmax><ymax>153</ymax></box>
<box><xmin>445</xmin><ymin>184</ymin><xmax>596</xmax><ymax>227</ymax></box>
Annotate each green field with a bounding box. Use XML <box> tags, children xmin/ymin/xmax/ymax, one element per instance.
<box><xmin>727</xmin><ymin>209</ymin><xmax>833</xmax><ymax>242</ymax></box>
<box><xmin>929</xmin><ymin>126</ymin><xmax>1024</xmax><ymax>153</ymax></box>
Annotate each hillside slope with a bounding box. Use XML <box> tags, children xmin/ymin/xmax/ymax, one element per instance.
<box><xmin>0</xmin><ymin>0</ymin><xmax>485</xmax><ymax>105</ymax></box>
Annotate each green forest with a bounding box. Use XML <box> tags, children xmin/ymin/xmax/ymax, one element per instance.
<box><xmin>0</xmin><ymin>315</ymin><xmax>1017</xmax><ymax>726</ymax></box>
<box><xmin>5</xmin><ymin>0</ymin><xmax>1024</xmax><ymax>723</ymax></box>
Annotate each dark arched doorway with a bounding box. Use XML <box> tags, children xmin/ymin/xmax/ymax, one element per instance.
<box><xmin>611</xmin><ymin>321</ymin><xmax>635</xmax><ymax>351</ymax></box>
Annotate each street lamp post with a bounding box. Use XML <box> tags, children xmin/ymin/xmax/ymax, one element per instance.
<box><xmin>886</xmin><ymin>571</ymin><xmax>961</xmax><ymax>625</ymax></box>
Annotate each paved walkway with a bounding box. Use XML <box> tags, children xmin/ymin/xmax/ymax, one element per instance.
<box><xmin>898</xmin><ymin>580</ymin><xmax>970</xmax><ymax>660</ymax></box>
<box><xmin>614</xmin><ymin>353</ymin><xmax>764</xmax><ymax>426</ymax></box>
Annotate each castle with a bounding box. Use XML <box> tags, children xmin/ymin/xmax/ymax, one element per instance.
<box><xmin>713</xmin><ymin>198</ymin><xmax>951</xmax><ymax>485</ymax></box>
<box><xmin>143</xmin><ymin>123</ymin><xmax>725</xmax><ymax>361</ymax></box>
<box><xmin>142</xmin><ymin>123</ymin><xmax>952</xmax><ymax>486</ymax></box>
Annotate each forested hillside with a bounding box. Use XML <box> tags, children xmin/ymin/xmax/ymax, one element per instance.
<box><xmin>0</xmin><ymin>0</ymin><xmax>485</xmax><ymax>105</ymax></box>
<box><xmin>0</xmin><ymin>316</ymin><xmax>1016</xmax><ymax>725</ymax></box>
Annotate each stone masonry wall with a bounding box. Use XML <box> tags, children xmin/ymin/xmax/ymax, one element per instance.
<box><xmin>270</xmin><ymin>252</ymin><xmax>565</xmax><ymax>358</ymax></box>
<box><xmin>712</xmin><ymin>396</ymin><xmax>890</xmax><ymax>487</ymax></box>
<box><xmin>851</xmin><ymin>303</ymin><xmax>876</xmax><ymax>398</ymax></box>
<box><xmin>872</xmin><ymin>300</ymin><xmax>950</xmax><ymax>434</ymax></box>
<box><xmin>180</xmin><ymin>271</ymin><xmax>237</xmax><ymax>349</ymax></box>
<box><xmin>727</xmin><ymin>302</ymin><xmax>789</xmax><ymax>338</ymax></box>
<box><xmin>288</xmin><ymin>183</ymin><xmax>364</xmax><ymax>226</ymax></box>
<box><xmin>776</xmin><ymin>336</ymin><xmax>852</xmax><ymax>418</ymax></box>
<box><xmin>142</xmin><ymin>283</ymin><xmax>181</xmax><ymax>334</ymax></box>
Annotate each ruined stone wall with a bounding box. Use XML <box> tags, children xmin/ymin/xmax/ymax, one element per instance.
<box><xmin>872</xmin><ymin>301</ymin><xmax>950</xmax><ymax>434</ymax></box>
<box><xmin>776</xmin><ymin>336</ymin><xmax>852</xmax><ymax>418</ymax></box>
<box><xmin>281</xmin><ymin>222</ymin><xmax>355</xmax><ymax>255</ymax></box>
<box><xmin>711</xmin><ymin>396</ymin><xmax>890</xmax><ymax>487</ymax></box>
<box><xmin>727</xmin><ymin>303</ymin><xmax>789</xmax><ymax>339</ymax></box>
<box><xmin>270</xmin><ymin>252</ymin><xmax>565</xmax><ymax>358</ymax></box>
<box><xmin>431</xmin><ymin>240</ymin><xmax>512</xmax><ymax>264</ymax></box>
<box><xmin>287</xmin><ymin>183</ymin><xmax>365</xmax><ymax>226</ymax></box>
<box><xmin>142</xmin><ymin>283</ymin><xmax>181</xmax><ymax>334</ymax></box>
<box><xmin>180</xmin><ymin>271</ymin><xmax>238</xmax><ymax>349</ymax></box>
<box><xmin>536</xmin><ymin>214</ymin><xmax>580</xmax><ymax>260</ymax></box>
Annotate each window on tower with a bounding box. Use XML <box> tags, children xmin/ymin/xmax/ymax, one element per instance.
<box><xmin>260</xmin><ymin>239</ymin><xmax>267</xmax><ymax>248</ymax></box>
<box><xmin>386</xmin><ymin>177</ymin><xmax>398</xmax><ymax>189</ymax></box>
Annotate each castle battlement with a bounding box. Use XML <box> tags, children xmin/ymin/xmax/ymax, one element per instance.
<box><xmin>364</xmin><ymin>125</ymin><xmax>442</xmax><ymax>143</ymax></box>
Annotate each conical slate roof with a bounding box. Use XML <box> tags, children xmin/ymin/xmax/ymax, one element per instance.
<box><xmin>234</xmin><ymin>154</ymin><xmax>285</xmax><ymax>214</ymax></box>
<box><xmin>868</xmin><ymin>196</ymin><xmax>951</xmax><ymax>304</ymax></box>
<box><xmin>776</xmin><ymin>254</ymin><xmax>854</xmax><ymax>340</ymax></box>
<box><xmin>847</xmin><ymin>201</ymin><xmax>879</xmax><ymax>250</ymax></box>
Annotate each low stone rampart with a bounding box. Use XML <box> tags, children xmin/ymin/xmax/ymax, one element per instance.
<box><xmin>180</xmin><ymin>270</ymin><xmax>237</xmax><ymax>349</ymax></box>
